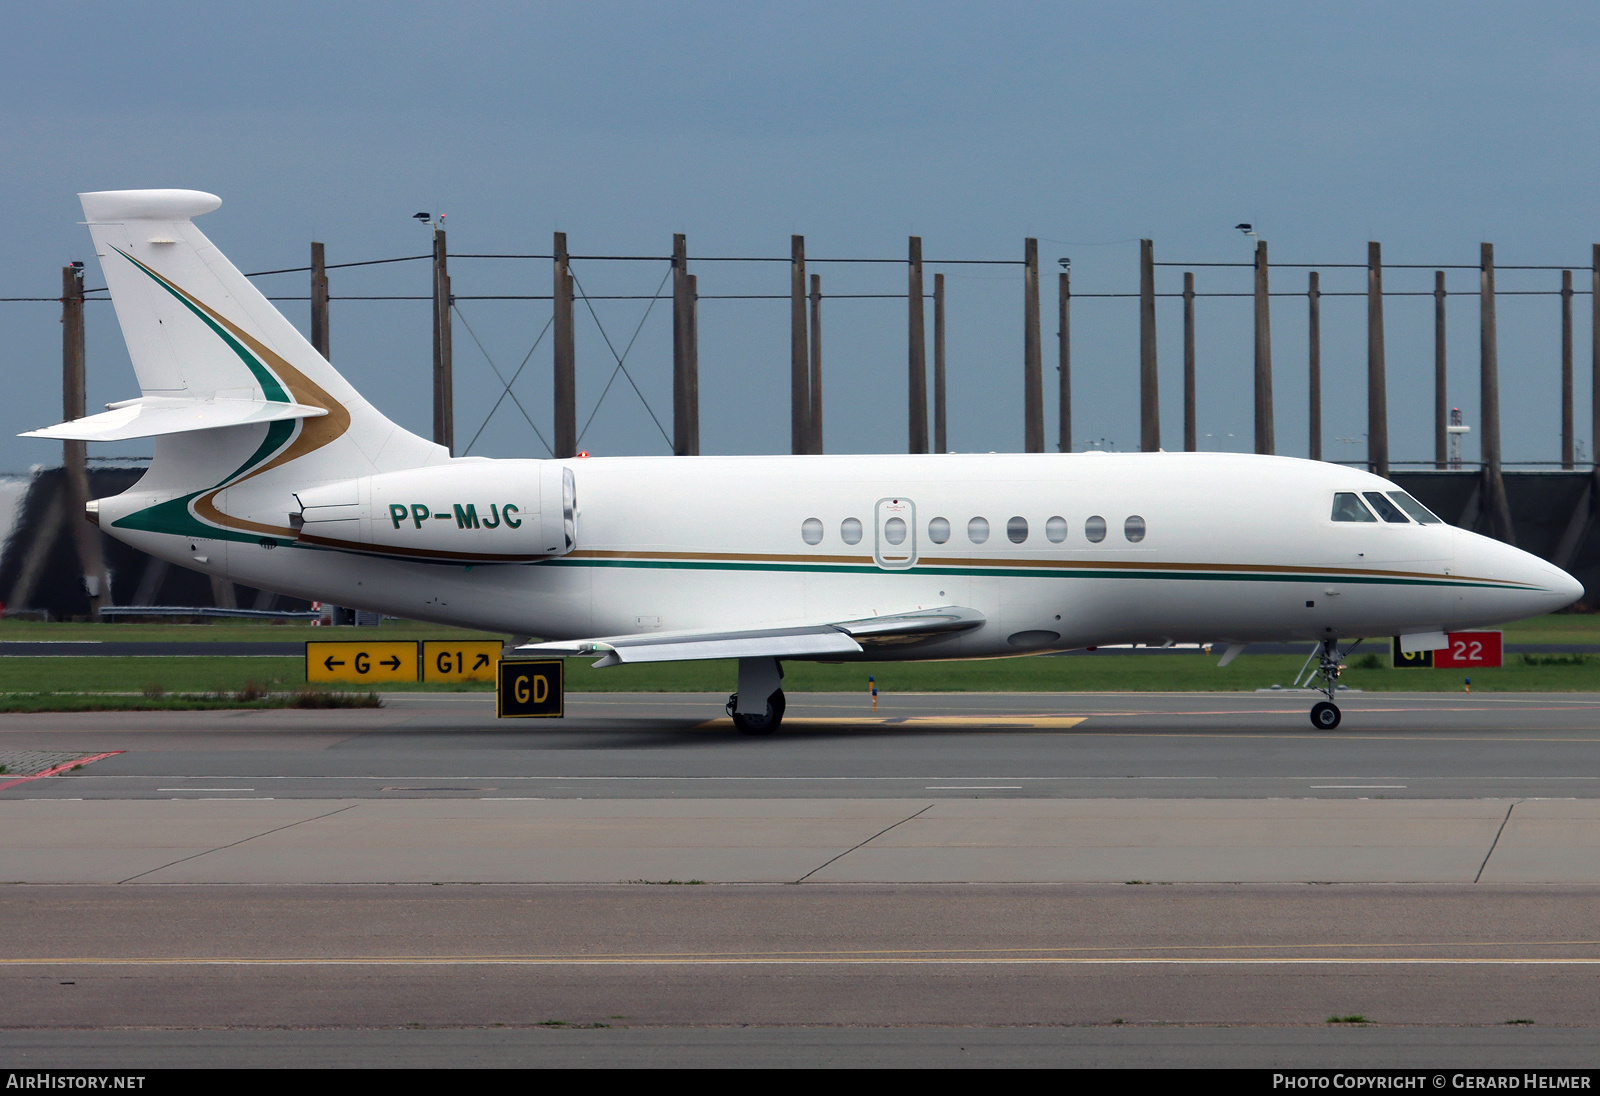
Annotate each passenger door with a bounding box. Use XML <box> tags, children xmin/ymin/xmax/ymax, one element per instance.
<box><xmin>874</xmin><ymin>497</ymin><xmax>916</xmax><ymax>569</ymax></box>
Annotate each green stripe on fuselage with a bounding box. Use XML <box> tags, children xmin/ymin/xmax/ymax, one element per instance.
<box><xmin>539</xmin><ymin>555</ymin><xmax>1522</xmax><ymax>591</ymax></box>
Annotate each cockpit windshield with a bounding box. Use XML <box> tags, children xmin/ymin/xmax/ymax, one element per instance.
<box><xmin>1386</xmin><ymin>491</ymin><xmax>1443</xmax><ymax>524</ymax></box>
<box><xmin>1363</xmin><ymin>491</ymin><xmax>1410</xmax><ymax>523</ymax></box>
<box><xmin>1331</xmin><ymin>492</ymin><xmax>1377</xmax><ymax>522</ymax></box>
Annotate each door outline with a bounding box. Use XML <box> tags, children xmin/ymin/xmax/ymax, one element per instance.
<box><xmin>874</xmin><ymin>497</ymin><xmax>917</xmax><ymax>570</ymax></box>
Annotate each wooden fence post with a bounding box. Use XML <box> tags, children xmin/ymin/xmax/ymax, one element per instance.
<box><xmin>1367</xmin><ymin>241</ymin><xmax>1387</xmax><ymax>477</ymax></box>
<box><xmin>791</xmin><ymin>236</ymin><xmax>808</xmax><ymax>454</ymax></box>
<box><xmin>431</xmin><ymin>227</ymin><xmax>454</xmax><ymax>454</ymax></box>
<box><xmin>935</xmin><ymin>273</ymin><xmax>947</xmax><ymax>454</ymax></box>
<box><xmin>1254</xmin><ymin>240</ymin><xmax>1274</xmax><ymax>455</ymax></box>
<box><xmin>1481</xmin><ymin>242</ymin><xmax>1514</xmax><ymax>542</ymax></box>
<box><xmin>1024</xmin><ymin>238</ymin><xmax>1043</xmax><ymax>452</ymax></box>
<box><xmin>310</xmin><ymin>241</ymin><xmax>330</xmax><ymax>360</ymax></box>
<box><xmin>1139</xmin><ymin>239</ymin><xmax>1160</xmax><ymax>452</ymax></box>
<box><xmin>552</xmin><ymin>232</ymin><xmax>575</xmax><ymax>459</ymax></box>
<box><xmin>1562</xmin><ymin>268</ymin><xmax>1574</xmax><ymax>469</ymax></box>
<box><xmin>1182</xmin><ymin>271</ymin><xmax>1196</xmax><ymax>452</ymax></box>
<box><xmin>1058</xmin><ymin>269</ymin><xmax>1072</xmax><ymax>454</ymax></box>
<box><xmin>1308</xmin><ymin>271</ymin><xmax>1321</xmax><ymax>462</ymax></box>
<box><xmin>907</xmin><ymin>237</ymin><xmax>927</xmax><ymax>453</ymax></box>
<box><xmin>809</xmin><ymin>273</ymin><xmax>823</xmax><ymax>454</ymax></box>
<box><xmin>1435</xmin><ymin>271</ymin><xmax>1447</xmax><ymax>469</ymax></box>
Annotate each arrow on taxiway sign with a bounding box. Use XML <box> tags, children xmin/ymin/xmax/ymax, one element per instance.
<box><xmin>473</xmin><ymin>654</ymin><xmax>490</xmax><ymax>669</ymax></box>
<box><xmin>381</xmin><ymin>656</ymin><xmax>402</xmax><ymax>670</ymax></box>
<box><xmin>324</xmin><ymin>657</ymin><xmax>344</xmax><ymax>670</ymax></box>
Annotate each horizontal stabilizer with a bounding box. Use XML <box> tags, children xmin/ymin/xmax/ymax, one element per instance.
<box><xmin>20</xmin><ymin>396</ymin><xmax>328</xmax><ymax>442</ymax></box>
<box><xmin>512</xmin><ymin>605</ymin><xmax>984</xmax><ymax>666</ymax></box>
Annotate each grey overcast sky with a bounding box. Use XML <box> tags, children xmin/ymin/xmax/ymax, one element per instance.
<box><xmin>4</xmin><ymin>1</ymin><xmax>1598</xmax><ymax>470</ymax></box>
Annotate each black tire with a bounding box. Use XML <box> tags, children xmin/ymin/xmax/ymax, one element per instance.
<box><xmin>1310</xmin><ymin>701</ymin><xmax>1341</xmax><ymax>730</ymax></box>
<box><xmin>730</xmin><ymin>689</ymin><xmax>786</xmax><ymax>735</ymax></box>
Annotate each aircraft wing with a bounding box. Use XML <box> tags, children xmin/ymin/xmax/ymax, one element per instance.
<box><xmin>512</xmin><ymin>605</ymin><xmax>985</xmax><ymax>667</ymax></box>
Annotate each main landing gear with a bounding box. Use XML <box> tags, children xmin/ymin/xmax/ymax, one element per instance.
<box><xmin>727</xmin><ymin>689</ymin><xmax>786</xmax><ymax>735</ymax></box>
<box><xmin>1300</xmin><ymin>637</ymin><xmax>1355</xmax><ymax>730</ymax></box>
<box><xmin>728</xmin><ymin>656</ymin><xmax>787</xmax><ymax>735</ymax></box>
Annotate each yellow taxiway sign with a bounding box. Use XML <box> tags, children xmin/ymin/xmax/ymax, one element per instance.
<box><xmin>422</xmin><ymin>641</ymin><xmax>503</xmax><ymax>684</ymax></box>
<box><xmin>305</xmin><ymin>641</ymin><xmax>419</xmax><ymax>684</ymax></box>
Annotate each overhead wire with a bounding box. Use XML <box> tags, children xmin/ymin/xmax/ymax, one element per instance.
<box><xmin>452</xmin><ymin>305</ymin><xmax>554</xmax><ymax>457</ymax></box>
<box><xmin>569</xmin><ymin>266</ymin><xmax>674</xmax><ymax>451</ymax></box>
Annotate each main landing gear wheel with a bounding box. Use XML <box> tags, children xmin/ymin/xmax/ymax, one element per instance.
<box><xmin>1310</xmin><ymin>701</ymin><xmax>1341</xmax><ymax>730</ymax></box>
<box><xmin>727</xmin><ymin>689</ymin><xmax>786</xmax><ymax>735</ymax></box>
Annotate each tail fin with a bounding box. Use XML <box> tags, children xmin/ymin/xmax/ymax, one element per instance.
<box><xmin>67</xmin><ymin>189</ymin><xmax>441</xmax><ymax>476</ymax></box>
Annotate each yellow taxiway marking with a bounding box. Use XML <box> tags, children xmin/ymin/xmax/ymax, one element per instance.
<box><xmin>696</xmin><ymin>716</ymin><xmax>1088</xmax><ymax>731</ymax></box>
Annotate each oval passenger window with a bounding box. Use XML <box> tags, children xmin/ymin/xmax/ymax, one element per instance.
<box><xmin>1045</xmin><ymin>516</ymin><xmax>1068</xmax><ymax>543</ymax></box>
<box><xmin>1124</xmin><ymin>515</ymin><xmax>1146</xmax><ymax>542</ymax></box>
<box><xmin>801</xmin><ymin>518</ymin><xmax>823</xmax><ymax>545</ymax></box>
<box><xmin>968</xmin><ymin>517</ymin><xmax>990</xmax><ymax>544</ymax></box>
<box><xmin>841</xmin><ymin>517</ymin><xmax>863</xmax><ymax>545</ymax></box>
<box><xmin>1007</xmin><ymin>516</ymin><xmax>1028</xmax><ymax>543</ymax></box>
<box><xmin>928</xmin><ymin>517</ymin><xmax>950</xmax><ymax>544</ymax></box>
<box><xmin>1085</xmin><ymin>515</ymin><xmax>1106</xmax><ymax>543</ymax></box>
<box><xmin>883</xmin><ymin>516</ymin><xmax>907</xmax><ymax>545</ymax></box>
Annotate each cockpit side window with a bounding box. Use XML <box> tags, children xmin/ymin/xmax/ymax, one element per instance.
<box><xmin>1362</xmin><ymin>491</ymin><xmax>1410</xmax><ymax>524</ymax></box>
<box><xmin>1331</xmin><ymin>492</ymin><xmax>1377</xmax><ymax>522</ymax></box>
<box><xmin>1387</xmin><ymin>491</ymin><xmax>1443</xmax><ymax>524</ymax></box>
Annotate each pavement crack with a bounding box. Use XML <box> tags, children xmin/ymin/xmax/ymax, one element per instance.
<box><xmin>793</xmin><ymin>803</ymin><xmax>935</xmax><ymax>884</ymax></box>
<box><xmin>116</xmin><ymin>803</ymin><xmax>360</xmax><ymax>884</ymax></box>
<box><xmin>1475</xmin><ymin>800</ymin><xmax>1518</xmax><ymax>884</ymax></box>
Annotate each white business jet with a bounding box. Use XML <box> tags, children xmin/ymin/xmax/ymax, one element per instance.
<box><xmin>26</xmin><ymin>190</ymin><xmax>1583</xmax><ymax>731</ymax></box>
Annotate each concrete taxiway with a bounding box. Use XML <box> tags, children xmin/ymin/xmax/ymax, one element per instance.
<box><xmin>2</xmin><ymin>691</ymin><xmax>1598</xmax><ymax>1067</ymax></box>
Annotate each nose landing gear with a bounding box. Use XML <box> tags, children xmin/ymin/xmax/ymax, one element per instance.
<box><xmin>1300</xmin><ymin>637</ymin><xmax>1355</xmax><ymax>729</ymax></box>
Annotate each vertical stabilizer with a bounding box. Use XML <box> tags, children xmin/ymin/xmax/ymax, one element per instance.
<box><xmin>77</xmin><ymin>189</ymin><xmax>442</xmax><ymax>477</ymax></box>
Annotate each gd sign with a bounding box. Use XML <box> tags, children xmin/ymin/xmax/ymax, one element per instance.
<box><xmin>497</xmin><ymin>659</ymin><xmax>564</xmax><ymax>718</ymax></box>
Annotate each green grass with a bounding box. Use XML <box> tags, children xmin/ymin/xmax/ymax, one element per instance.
<box><xmin>0</xmin><ymin>648</ymin><xmax>1594</xmax><ymax>694</ymax></box>
<box><xmin>1497</xmin><ymin>611</ymin><xmax>1600</xmax><ymax>645</ymax></box>
<box><xmin>0</xmin><ymin>613</ymin><xmax>1593</xmax><ymax>695</ymax></box>
<box><xmin>0</xmin><ymin>618</ymin><xmax>501</xmax><ymax>644</ymax></box>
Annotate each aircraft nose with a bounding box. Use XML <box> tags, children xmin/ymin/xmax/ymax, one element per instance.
<box><xmin>1546</xmin><ymin>562</ymin><xmax>1587</xmax><ymax>610</ymax></box>
<box><xmin>1493</xmin><ymin>538</ymin><xmax>1584</xmax><ymax>614</ymax></box>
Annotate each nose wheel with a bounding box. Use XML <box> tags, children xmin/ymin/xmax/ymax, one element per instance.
<box><xmin>1310</xmin><ymin>700</ymin><xmax>1341</xmax><ymax>729</ymax></box>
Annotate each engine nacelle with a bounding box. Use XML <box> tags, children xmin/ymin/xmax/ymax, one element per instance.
<box><xmin>291</xmin><ymin>460</ymin><xmax>575</xmax><ymax>563</ymax></box>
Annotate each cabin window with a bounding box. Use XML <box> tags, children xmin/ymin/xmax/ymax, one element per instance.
<box><xmin>1045</xmin><ymin>516</ymin><xmax>1068</xmax><ymax>543</ymax></box>
<box><xmin>1085</xmin><ymin>515</ymin><xmax>1106</xmax><ymax>543</ymax></box>
<box><xmin>1125</xmin><ymin>515</ymin><xmax>1146</xmax><ymax>542</ymax></box>
<box><xmin>801</xmin><ymin>518</ymin><xmax>824</xmax><ymax>545</ymax></box>
<box><xmin>1362</xmin><ymin>492</ymin><xmax>1410</xmax><ymax>524</ymax></box>
<box><xmin>1387</xmin><ymin>491</ymin><xmax>1443</xmax><ymax>524</ymax></box>
<box><xmin>928</xmin><ymin>516</ymin><xmax>951</xmax><ymax>544</ymax></box>
<box><xmin>841</xmin><ymin>517</ymin><xmax>863</xmax><ymax>544</ymax></box>
<box><xmin>1331</xmin><ymin>492</ymin><xmax>1377</xmax><ymax>522</ymax></box>
<box><xmin>883</xmin><ymin>516</ymin><xmax>908</xmax><ymax>545</ymax></box>
<box><xmin>1006</xmin><ymin>516</ymin><xmax>1028</xmax><ymax>543</ymax></box>
<box><xmin>968</xmin><ymin>517</ymin><xmax>990</xmax><ymax>544</ymax></box>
